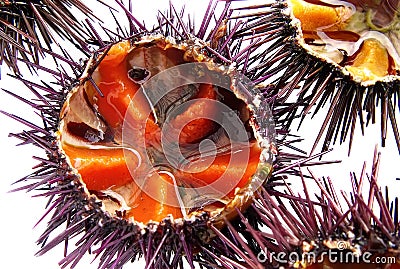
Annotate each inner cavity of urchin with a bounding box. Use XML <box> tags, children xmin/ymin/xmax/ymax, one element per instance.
<box><xmin>58</xmin><ymin>36</ymin><xmax>272</xmax><ymax>224</ymax></box>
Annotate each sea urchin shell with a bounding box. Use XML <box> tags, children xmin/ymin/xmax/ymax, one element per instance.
<box><xmin>0</xmin><ymin>1</ymin><xmax>318</xmax><ymax>268</ymax></box>
<box><xmin>58</xmin><ymin>34</ymin><xmax>276</xmax><ymax>226</ymax></box>
<box><xmin>240</xmin><ymin>0</ymin><xmax>400</xmax><ymax>154</ymax></box>
<box><xmin>26</xmin><ymin>30</ymin><xmax>276</xmax><ymax>268</ymax></box>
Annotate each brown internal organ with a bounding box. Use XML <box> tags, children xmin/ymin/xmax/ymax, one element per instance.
<box><xmin>303</xmin><ymin>30</ymin><xmax>360</xmax><ymax>42</ymax></box>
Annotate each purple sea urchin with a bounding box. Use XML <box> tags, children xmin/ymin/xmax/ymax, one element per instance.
<box><xmin>0</xmin><ymin>1</ymin><xmax>310</xmax><ymax>268</ymax></box>
<box><xmin>215</xmin><ymin>148</ymin><xmax>400</xmax><ymax>268</ymax></box>
<box><xmin>59</xmin><ymin>34</ymin><xmax>276</xmax><ymax>225</ymax></box>
<box><xmin>235</xmin><ymin>0</ymin><xmax>400</xmax><ymax>154</ymax></box>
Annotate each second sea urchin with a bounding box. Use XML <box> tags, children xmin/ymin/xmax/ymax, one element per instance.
<box><xmin>213</xmin><ymin>149</ymin><xmax>400</xmax><ymax>268</ymax></box>
<box><xmin>234</xmin><ymin>0</ymin><xmax>400</xmax><ymax>154</ymax></box>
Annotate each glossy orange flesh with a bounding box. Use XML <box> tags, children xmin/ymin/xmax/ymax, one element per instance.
<box><xmin>125</xmin><ymin>172</ymin><xmax>184</xmax><ymax>223</ymax></box>
<box><xmin>174</xmin><ymin>83</ymin><xmax>218</xmax><ymax>144</ymax></box>
<box><xmin>345</xmin><ymin>39</ymin><xmax>390</xmax><ymax>80</ymax></box>
<box><xmin>289</xmin><ymin>0</ymin><xmax>349</xmax><ymax>32</ymax></box>
<box><xmin>63</xmin><ymin>144</ymin><xmax>135</xmax><ymax>191</ymax></box>
<box><xmin>179</xmin><ymin>143</ymin><xmax>261</xmax><ymax>197</ymax></box>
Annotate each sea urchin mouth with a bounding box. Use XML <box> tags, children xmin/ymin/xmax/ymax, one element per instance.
<box><xmin>58</xmin><ymin>35</ymin><xmax>275</xmax><ymax>226</ymax></box>
<box><xmin>288</xmin><ymin>0</ymin><xmax>400</xmax><ymax>84</ymax></box>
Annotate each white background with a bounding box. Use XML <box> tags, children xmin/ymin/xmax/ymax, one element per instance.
<box><xmin>0</xmin><ymin>1</ymin><xmax>399</xmax><ymax>268</ymax></box>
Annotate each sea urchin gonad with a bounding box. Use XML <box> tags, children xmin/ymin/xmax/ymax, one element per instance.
<box><xmin>239</xmin><ymin>0</ymin><xmax>400</xmax><ymax>154</ymax></box>
<box><xmin>58</xmin><ymin>35</ymin><xmax>275</xmax><ymax>225</ymax></box>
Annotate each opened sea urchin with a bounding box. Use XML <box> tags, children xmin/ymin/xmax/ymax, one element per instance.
<box><xmin>58</xmin><ymin>35</ymin><xmax>275</xmax><ymax>226</ymax></box>
<box><xmin>236</xmin><ymin>0</ymin><xmax>400</xmax><ymax>154</ymax></box>
<box><xmin>1</xmin><ymin>1</ymin><xmax>315</xmax><ymax>268</ymax></box>
<box><xmin>27</xmin><ymin>33</ymin><xmax>276</xmax><ymax>269</ymax></box>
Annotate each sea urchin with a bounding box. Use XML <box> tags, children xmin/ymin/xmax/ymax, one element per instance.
<box><xmin>1</xmin><ymin>1</ymin><xmax>288</xmax><ymax>268</ymax></box>
<box><xmin>235</xmin><ymin>0</ymin><xmax>400</xmax><ymax>154</ymax></box>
